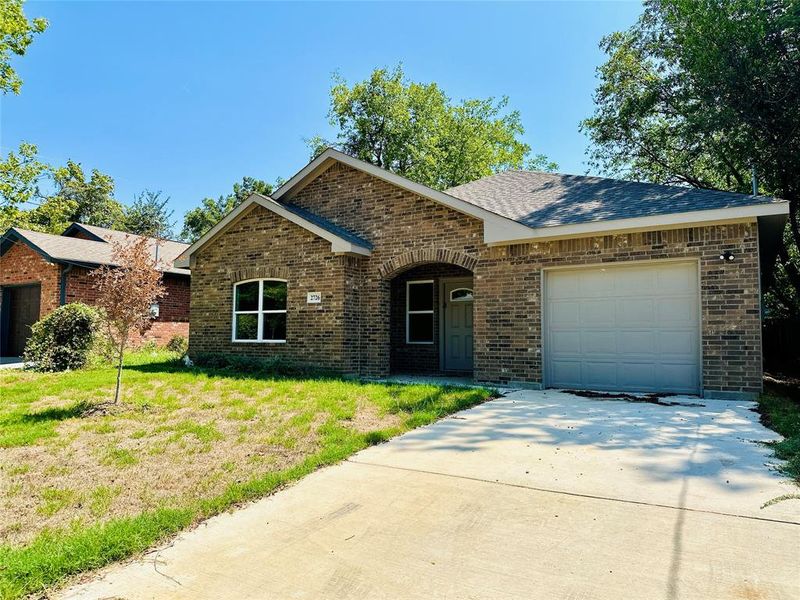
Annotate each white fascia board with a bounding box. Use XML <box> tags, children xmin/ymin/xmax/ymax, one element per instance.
<box><xmin>484</xmin><ymin>201</ymin><xmax>790</xmax><ymax>245</ymax></box>
<box><xmin>173</xmin><ymin>193</ymin><xmax>370</xmax><ymax>269</ymax></box>
<box><xmin>272</xmin><ymin>148</ymin><xmax>534</xmax><ymax>240</ymax></box>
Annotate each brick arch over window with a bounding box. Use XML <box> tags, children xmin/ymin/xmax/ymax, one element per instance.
<box><xmin>227</xmin><ymin>266</ymin><xmax>290</xmax><ymax>282</ymax></box>
<box><xmin>378</xmin><ymin>249</ymin><xmax>478</xmax><ymax>279</ymax></box>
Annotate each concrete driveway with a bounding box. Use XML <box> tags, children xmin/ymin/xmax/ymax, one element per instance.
<box><xmin>62</xmin><ymin>390</ymin><xmax>800</xmax><ymax>600</ymax></box>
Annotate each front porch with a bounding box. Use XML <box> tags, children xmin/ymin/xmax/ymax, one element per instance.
<box><xmin>389</xmin><ymin>263</ymin><xmax>474</xmax><ymax>377</ymax></box>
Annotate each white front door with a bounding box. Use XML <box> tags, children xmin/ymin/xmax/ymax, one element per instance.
<box><xmin>544</xmin><ymin>262</ymin><xmax>701</xmax><ymax>394</ymax></box>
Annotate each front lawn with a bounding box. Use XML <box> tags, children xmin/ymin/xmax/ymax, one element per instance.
<box><xmin>0</xmin><ymin>351</ymin><xmax>492</xmax><ymax>598</ymax></box>
<box><xmin>758</xmin><ymin>383</ymin><xmax>800</xmax><ymax>485</ymax></box>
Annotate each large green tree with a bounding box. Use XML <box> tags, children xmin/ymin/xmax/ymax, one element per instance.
<box><xmin>0</xmin><ymin>150</ymin><xmax>126</xmax><ymax>234</ymax></box>
<box><xmin>39</xmin><ymin>160</ymin><xmax>124</xmax><ymax>230</ymax></box>
<box><xmin>582</xmin><ymin>0</ymin><xmax>800</xmax><ymax>318</ymax></box>
<box><xmin>308</xmin><ymin>65</ymin><xmax>557</xmax><ymax>191</ymax></box>
<box><xmin>123</xmin><ymin>190</ymin><xmax>175</xmax><ymax>238</ymax></box>
<box><xmin>0</xmin><ymin>0</ymin><xmax>48</xmax><ymax>94</ymax></box>
<box><xmin>0</xmin><ymin>142</ymin><xmax>50</xmax><ymax>230</ymax></box>
<box><xmin>180</xmin><ymin>176</ymin><xmax>273</xmax><ymax>242</ymax></box>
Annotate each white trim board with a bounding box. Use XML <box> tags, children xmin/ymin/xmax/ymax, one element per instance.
<box><xmin>484</xmin><ymin>202</ymin><xmax>789</xmax><ymax>245</ymax></box>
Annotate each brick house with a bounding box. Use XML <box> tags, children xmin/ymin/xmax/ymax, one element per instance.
<box><xmin>0</xmin><ymin>223</ymin><xmax>190</xmax><ymax>356</ymax></box>
<box><xmin>176</xmin><ymin>149</ymin><xmax>788</xmax><ymax>399</ymax></box>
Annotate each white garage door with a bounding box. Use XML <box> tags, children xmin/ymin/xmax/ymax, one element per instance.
<box><xmin>544</xmin><ymin>262</ymin><xmax>700</xmax><ymax>394</ymax></box>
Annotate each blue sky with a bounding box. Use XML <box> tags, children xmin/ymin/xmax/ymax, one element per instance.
<box><xmin>2</xmin><ymin>1</ymin><xmax>643</xmax><ymax>223</ymax></box>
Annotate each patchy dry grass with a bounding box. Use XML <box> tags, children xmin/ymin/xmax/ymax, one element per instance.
<box><xmin>0</xmin><ymin>350</ymin><xmax>492</xmax><ymax>598</ymax></box>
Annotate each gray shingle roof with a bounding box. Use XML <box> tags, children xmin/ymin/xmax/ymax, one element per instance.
<box><xmin>4</xmin><ymin>226</ymin><xmax>190</xmax><ymax>275</ymax></box>
<box><xmin>446</xmin><ymin>171</ymin><xmax>785</xmax><ymax>229</ymax></box>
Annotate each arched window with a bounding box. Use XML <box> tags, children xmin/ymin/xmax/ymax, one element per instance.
<box><xmin>449</xmin><ymin>288</ymin><xmax>474</xmax><ymax>302</ymax></box>
<box><xmin>232</xmin><ymin>279</ymin><xmax>287</xmax><ymax>342</ymax></box>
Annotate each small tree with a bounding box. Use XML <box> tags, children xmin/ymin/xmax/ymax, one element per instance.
<box><xmin>92</xmin><ymin>235</ymin><xmax>165</xmax><ymax>404</ymax></box>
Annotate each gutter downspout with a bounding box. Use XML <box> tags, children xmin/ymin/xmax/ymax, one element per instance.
<box><xmin>59</xmin><ymin>264</ymin><xmax>73</xmax><ymax>305</ymax></box>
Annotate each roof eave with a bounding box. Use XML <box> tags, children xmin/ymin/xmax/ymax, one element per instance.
<box><xmin>1</xmin><ymin>228</ymin><xmax>60</xmax><ymax>263</ymax></box>
<box><xmin>483</xmin><ymin>201</ymin><xmax>790</xmax><ymax>245</ymax></box>
<box><xmin>61</xmin><ymin>222</ymin><xmax>107</xmax><ymax>242</ymax></box>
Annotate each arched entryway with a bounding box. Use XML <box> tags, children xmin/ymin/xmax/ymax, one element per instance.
<box><xmin>388</xmin><ymin>262</ymin><xmax>474</xmax><ymax>376</ymax></box>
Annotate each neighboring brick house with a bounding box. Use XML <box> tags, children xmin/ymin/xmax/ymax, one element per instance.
<box><xmin>0</xmin><ymin>223</ymin><xmax>190</xmax><ymax>356</ymax></box>
<box><xmin>177</xmin><ymin>149</ymin><xmax>788</xmax><ymax>400</ymax></box>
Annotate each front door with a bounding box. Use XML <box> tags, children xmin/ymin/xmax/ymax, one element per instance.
<box><xmin>442</xmin><ymin>279</ymin><xmax>474</xmax><ymax>372</ymax></box>
<box><xmin>1</xmin><ymin>284</ymin><xmax>41</xmax><ymax>357</ymax></box>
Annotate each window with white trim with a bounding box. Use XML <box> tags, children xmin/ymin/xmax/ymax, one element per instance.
<box><xmin>406</xmin><ymin>280</ymin><xmax>434</xmax><ymax>344</ymax></box>
<box><xmin>232</xmin><ymin>279</ymin><xmax>287</xmax><ymax>342</ymax></box>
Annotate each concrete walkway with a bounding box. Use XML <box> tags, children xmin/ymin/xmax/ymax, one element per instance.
<box><xmin>61</xmin><ymin>390</ymin><xmax>800</xmax><ymax>600</ymax></box>
<box><xmin>0</xmin><ymin>356</ymin><xmax>26</xmax><ymax>369</ymax></box>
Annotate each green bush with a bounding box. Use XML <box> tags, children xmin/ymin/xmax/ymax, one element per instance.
<box><xmin>23</xmin><ymin>303</ymin><xmax>100</xmax><ymax>372</ymax></box>
<box><xmin>165</xmin><ymin>335</ymin><xmax>188</xmax><ymax>354</ymax></box>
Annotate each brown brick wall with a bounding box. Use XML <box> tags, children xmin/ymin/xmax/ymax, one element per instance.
<box><xmin>191</xmin><ymin>162</ymin><xmax>763</xmax><ymax>396</ymax></box>
<box><xmin>64</xmin><ymin>266</ymin><xmax>97</xmax><ymax>304</ymax></box>
<box><xmin>475</xmin><ymin>224</ymin><xmax>762</xmax><ymax>394</ymax></box>
<box><xmin>291</xmin><ymin>162</ymin><xmax>484</xmax><ymax>377</ymax></box>
<box><xmin>189</xmin><ymin>203</ymin><xmax>357</xmax><ymax>371</ymax></box>
<box><xmin>0</xmin><ymin>242</ymin><xmax>61</xmax><ymax>318</ymax></box>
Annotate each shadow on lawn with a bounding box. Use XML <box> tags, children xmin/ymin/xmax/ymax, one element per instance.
<box><xmin>21</xmin><ymin>401</ymin><xmax>94</xmax><ymax>423</ymax></box>
<box><xmin>123</xmin><ymin>358</ymin><xmax>493</xmax><ymax>424</ymax></box>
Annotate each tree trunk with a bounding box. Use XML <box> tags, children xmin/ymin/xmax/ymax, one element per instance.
<box><xmin>113</xmin><ymin>341</ymin><xmax>124</xmax><ymax>404</ymax></box>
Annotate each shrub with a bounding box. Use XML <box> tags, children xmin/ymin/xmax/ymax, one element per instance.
<box><xmin>165</xmin><ymin>335</ymin><xmax>188</xmax><ymax>354</ymax></box>
<box><xmin>23</xmin><ymin>303</ymin><xmax>100</xmax><ymax>372</ymax></box>
<box><xmin>191</xmin><ymin>353</ymin><xmax>330</xmax><ymax>377</ymax></box>
<box><xmin>139</xmin><ymin>340</ymin><xmax>158</xmax><ymax>353</ymax></box>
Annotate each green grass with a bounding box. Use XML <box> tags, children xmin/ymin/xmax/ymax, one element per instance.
<box><xmin>758</xmin><ymin>389</ymin><xmax>800</xmax><ymax>484</ymax></box>
<box><xmin>0</xmin><ymin>350</ymin><xmax>492</xmax><ymax>599</ymax></box>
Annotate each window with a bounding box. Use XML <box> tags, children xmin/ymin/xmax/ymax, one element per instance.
<box><xmin>450</xmin><ymin>288</ymin><xmax>474</xmax><ymax>302</ymax></box>
<box><xmin>233</xmin><ymin>279</ymin><xmax>287</xmax><ymax>342</ymax></box>
<box><xmin>406</xmin><ymin>280</ymin><xmax>434</xmax><ymax>344</ymax></box>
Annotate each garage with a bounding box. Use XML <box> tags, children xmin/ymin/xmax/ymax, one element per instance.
<box><xmin>0</xmin><ymin>283</ymin><xmax>41</xmax><ymax>358</ymax></box>
<box><xmin>544</xmin><ymin>261</ymin><xmax>700</xmax><ymax>394</ymax></box>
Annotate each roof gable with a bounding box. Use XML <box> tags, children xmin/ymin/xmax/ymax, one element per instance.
<box><xmin>173</xmin><ymin>193</ymin><xmax>372</xmax><ymax>268</ymax></box>
<box><xmin>271</xmin><ymin>148</ymin><xmax>535</xmax><ymax>244</ymax></box>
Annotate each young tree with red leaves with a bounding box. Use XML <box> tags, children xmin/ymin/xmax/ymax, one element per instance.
<box><xmin>93</xmin><ymin>236</ymin><xmax>165</xmax><ymax>404</ymax></box>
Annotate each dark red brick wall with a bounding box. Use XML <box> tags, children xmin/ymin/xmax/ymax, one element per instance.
<box><xmin>65</xmin><ymin>268</ymin><xmax>189</xmax><ymax>324</ymax></box>
<box><xmin>0</xmin><ymin>242</ymin><xmax>61</xmax><ymax>319</ymax></box>
<box><xmin>158</xmin><ymin>274</ymin><xmax>190</xmax><ymax>322</ymax></box>
<box><xmin>64</xmin><ymin>266</ymin><xmax>99</xmax><ymax>304</ymax></box>
<box><xmin>0</xmin><ymin>245</ymin><xmax>190</xmax><ymax>349</ymax></box>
